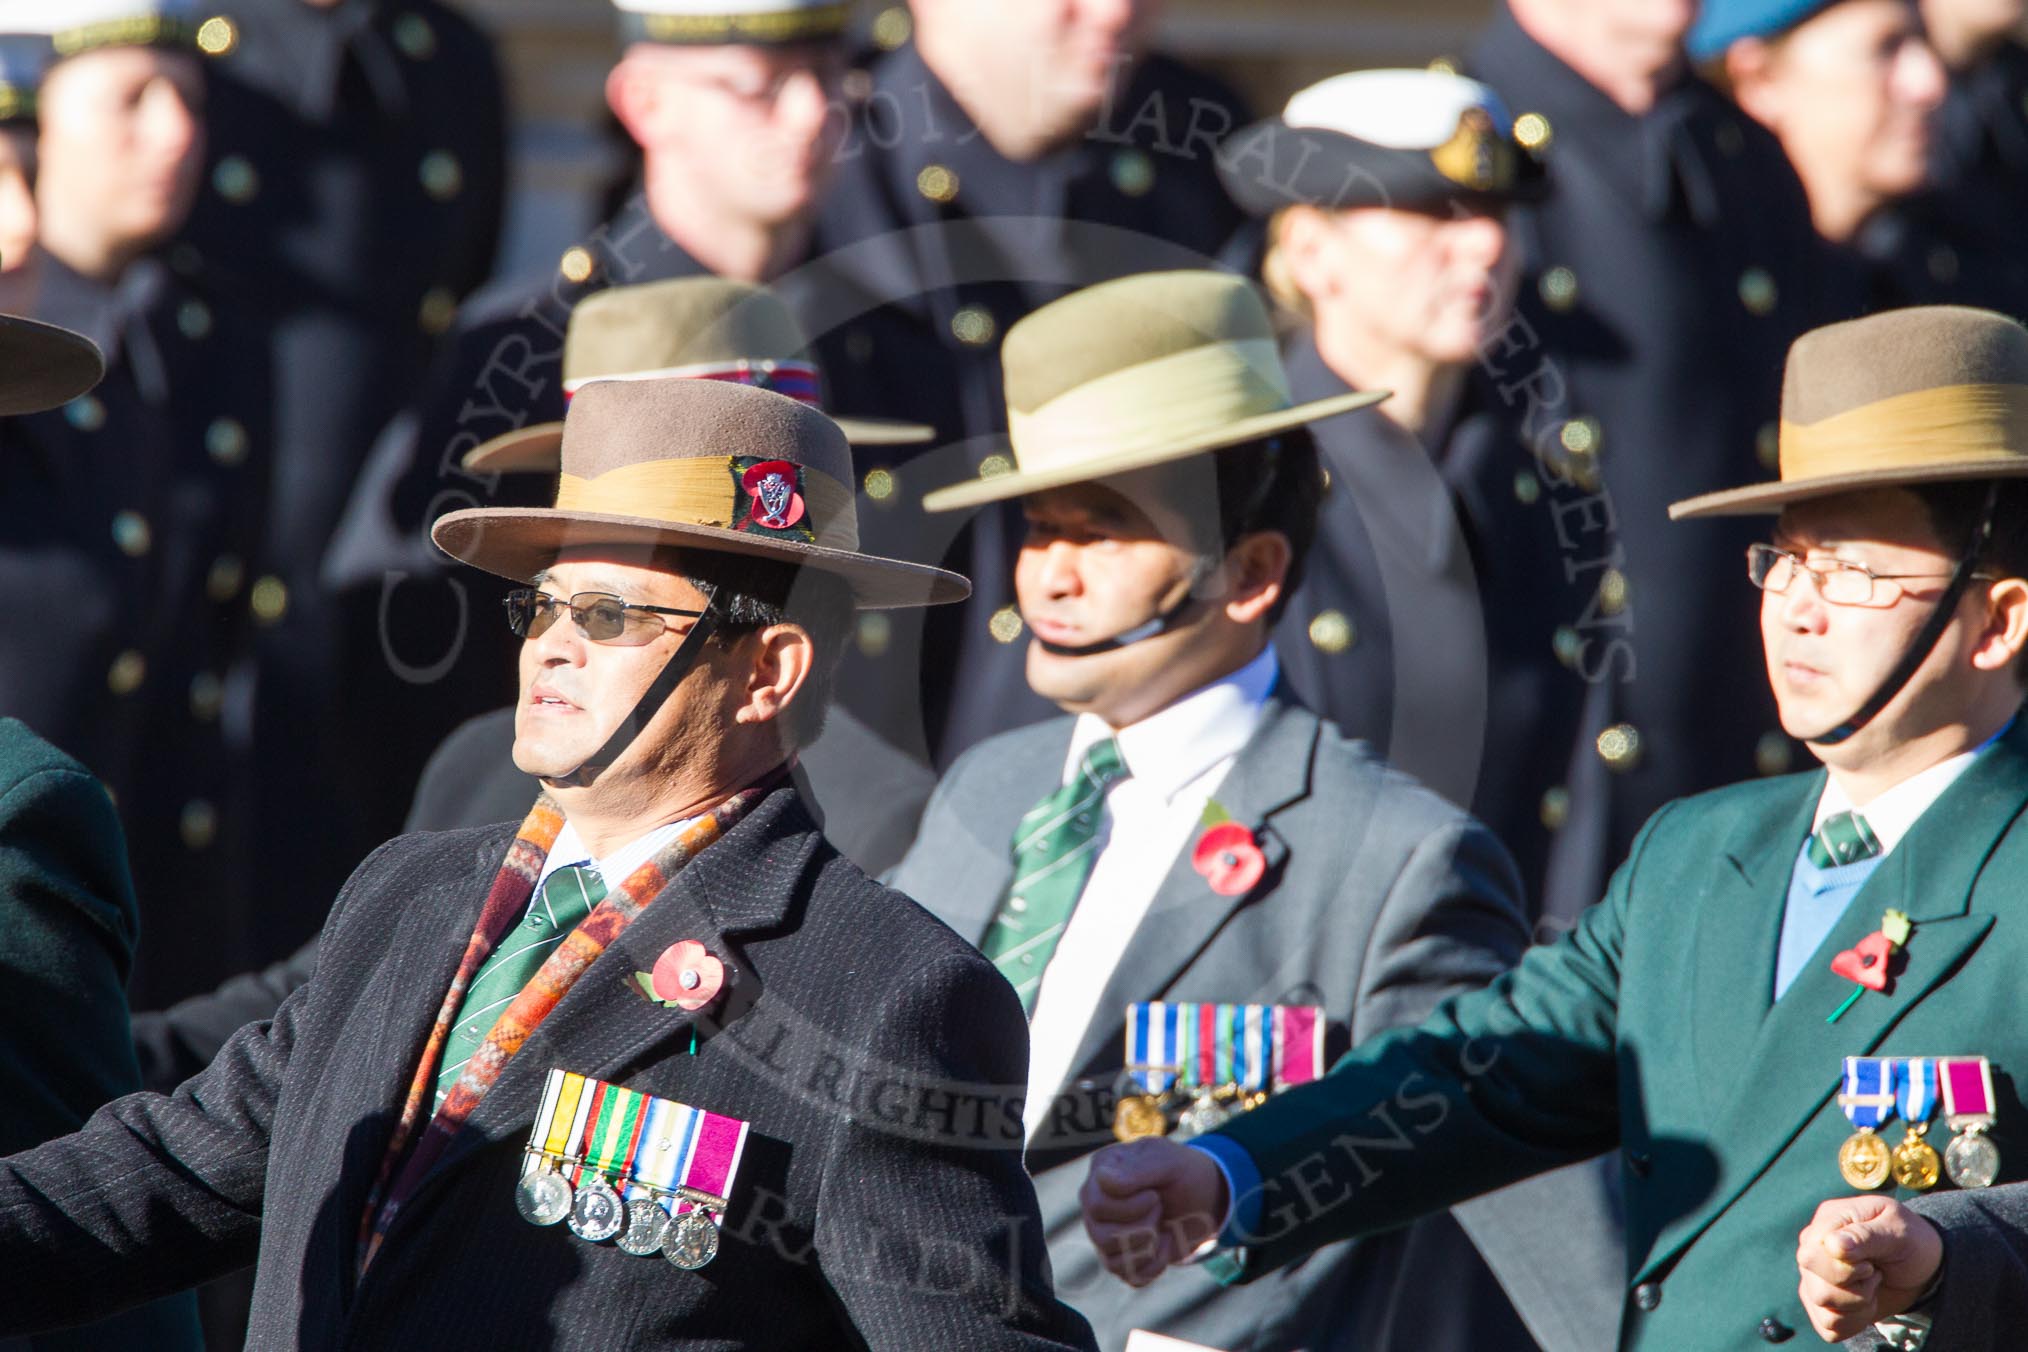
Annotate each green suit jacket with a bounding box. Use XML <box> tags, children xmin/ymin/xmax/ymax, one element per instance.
<box><xmin>1212</xmin><ymin>716</ymin><xmax>2028</xmax><ymax>1351</ymax></box>
<box><xmin>0</xmin><ymin>718</ymin><xmax>201</xmax><ymax>1352</ymax></box>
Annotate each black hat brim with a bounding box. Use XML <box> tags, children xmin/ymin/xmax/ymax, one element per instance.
<box><xmin>1217</xmin><ymin>120</ymin><xmax>1548</xmax><ymax>218</ymax></box>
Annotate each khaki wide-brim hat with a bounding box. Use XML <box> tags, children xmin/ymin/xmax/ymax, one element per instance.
<box><xmin>433</xmin><ymin>378</ymin><xmax>968</xmax><ymax>610</ymax></box>
<box><xmin>463</xmin><ymin>276</ymin><xmax>932</xmax><ymax>474</ymax></box>
<box><xmin>922</xmin><ymin>270</ymin><xmax>1386</xmax><ymax>513</ymax></box>
<box><xmin>1671</xmin><ymin>306</ymin><xmax>2028</xmax><ymax>519</ymax></box>
<box><xmin>0</xmin><ymin>311</ymin><xmax>103</xmax><ymax>415</ymax></box>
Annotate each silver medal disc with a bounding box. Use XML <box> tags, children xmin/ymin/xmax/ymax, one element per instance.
<box><xmin>617</xmin><ymin>1197</ymin><xmax>672</xmax><ymax>1256</ymax></box>
<box><xmin>1172</xmin><ymin>1098</ymin><xmax>1231</xmax><ymax>1142</ymax></box>
<box><xmin>662</xmin><ymin>1209</ymin><xmax>721</xmax><ymax>1270</ymax></box>
<box><xmin>515</xmin><ymin>1170</ymin><xmax>574</xmax><ymax>1227</ymax></box>
<box><xmin>1945</xmin><ymin>1131</ymin><xmax>2002</xmax><ymax>1189</ymax></box>
<box><xmin>568</xmin><ymin>1175</ymin><xmax>626</xmax><ymax>1242</ymax></box>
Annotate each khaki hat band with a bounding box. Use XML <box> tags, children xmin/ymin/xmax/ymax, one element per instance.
<box><xmin>563</xmin><ymin>358</ymin><xmax>819</xmax><ymax>395</ymax></box>
<box><xmin>1007</xmin><ymin>338</ymin><xmax>1294</xmax><ymax>472</ymax></box>
<box><xmin>629</xmin><ymin>3</ymin><xmax>849</xmax><ymax>42</ymax></box>
<box><xmin>1783</xmin><ymin>383</ymin><xmax>2028</xmax><ymax>481</ymax></box>
<box><xmin>555</xmin><ymin>456</ymin><xmax>858</xmax><ymax>551</ymax></box>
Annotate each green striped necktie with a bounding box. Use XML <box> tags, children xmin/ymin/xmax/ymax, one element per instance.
<box><xmin>435</xmin><ymin>863</ymin><xmax>606</xmax><ymax>1109</ymax></box>
<box><xmin>979</xmin><ymin>737</ymin><xmax>1130</xmax><ymax>1014</ymax></box>
<box><xmin>1807</xmin><ymin>810</ymin><xmax>1882</xmax><ymax>869</ymax></box>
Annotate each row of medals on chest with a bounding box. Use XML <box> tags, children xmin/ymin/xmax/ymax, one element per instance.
<box><xmin>1839</xmin><ymin>1112</ymin><xmax>2000</xmax><ymax>1192</ymax></box>
<box><xmin>515</xmin><ymin>1144</ymin><xmax>727</xmax><ymax>1269</ymax></box>
<box><xmin>1113</xmin><ymin>1063</ymin><xmax>1273</xmax><ymax>1143</ymax></box>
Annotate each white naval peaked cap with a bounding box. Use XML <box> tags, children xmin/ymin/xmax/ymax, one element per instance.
<box><xmin>611</xmin><ymin>0</ymin><xmax>850</xmax><ymax>46</ymax></box>
<box><xmin>1281</xmin><ymin>69</ymin><xmax>1518</xmax><ymax>149</ymax></box>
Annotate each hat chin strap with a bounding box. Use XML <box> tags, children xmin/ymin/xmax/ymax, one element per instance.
<box><xmin>1033</xmin><ymin>558</ymin><xmax>1218</xmax><ymax>659</ymax></box>
<box><xmin>1805</xmin><ymin>483</ymin><xmax>1999</xmax><ymax>748</ymax></box>
<box><xmin>550</xmin><ymin>584</ymin><xmax>723</xmax><ymax>788</ymax></box>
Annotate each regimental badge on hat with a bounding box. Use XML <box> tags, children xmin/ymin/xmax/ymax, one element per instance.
<box><xmin>0</xmin><ymin>0</ymin><xmax>215</xmax><ymax>60</ymax></box>
<box><xmin>611</xmin><ymin>0</ymin><xmax>850</xmax><ymax>47</ymax></box>
<box><xmin>462</xmin><ymin>277</ymin><xmax>931</xmax><ymax>475</ymax></box>
<box><xmin>1218</xmin><ymin>69</ymin><xmax>1548</xmax><ymax>218</ymax></box>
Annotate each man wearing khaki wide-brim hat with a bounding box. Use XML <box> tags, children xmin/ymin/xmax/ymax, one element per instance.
<box><xmin>892</xmin><ymin>269</ymin><xmax>1623</xmax><ymax>1352</ymax></box>
<box><xmin>0</xmin><ymin>376</ymin><xmax>1101</xmax><ymax>1352</ymax></box>
<box><xmin>1080</xmin><ymin>304</ymin><xmax>2028</xmax><ymax>1352</ymax></box>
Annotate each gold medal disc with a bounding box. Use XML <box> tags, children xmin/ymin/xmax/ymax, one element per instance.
<box><xmin>1889</xmin><ymin>1130</ymin><xmax>1942</xmax><ymax>1191</ymax></box>
<box><xmin>1839</xmin><ymin>1129</ymin><xmax>1892</xmax><ymax>1190</ymax></box>
<box><xmin>1113</xmin><ymin>1094</ymin><xmax>1168</xmax><ymax>1142</ymax></box>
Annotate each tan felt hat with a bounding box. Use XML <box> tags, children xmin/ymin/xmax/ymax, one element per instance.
<box><xmin>1671</xmin><ymin>306</ymin><xmax>2028</xmax><ymax>519</ymax></box>
<box><xmin>921</xmin><ymin>270</ymin><xmax>1386</xmax><ymax>513</ymax></box>
<box><xmin>433</xmin><ymin>378</ymin><xmax>969</xmax><ymax>610</ymax></box>
<box><xmin>463</xmin><ymin>277</ymin><xmax>933</xmax><ymax>475</ymax></box>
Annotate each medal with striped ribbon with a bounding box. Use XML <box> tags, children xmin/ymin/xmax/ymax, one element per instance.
<box><xmin>1942</xmin><ymin>1056</ymin><xmax>2002</xmax><ymax>1189</ymax></box>
<box><xmin>1115</xmin><ymin>1002</ymin><xmax>1324</xmax><ymax>1141</ymax></box>
<box><xmin>1837</xmin><ymin>1057</ymin><xmax>1896</xmax><ymax>1189</ymax></box>
<box><xmin>1890</xmin><ymin>1058</ymin><xmax>1942</xmax><ymax>1190</ymax></box>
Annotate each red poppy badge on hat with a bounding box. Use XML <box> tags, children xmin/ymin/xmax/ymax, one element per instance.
<box><xmin>735</xmin><ymin>459</ymin><xmax>808</xmax><ymax>534</ymax></box>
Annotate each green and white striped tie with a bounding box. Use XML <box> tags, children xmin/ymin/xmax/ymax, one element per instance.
<box><xmin>434</xmin><ymin>863</ymin><xmax>606</xmax><ymax>1109</ymax></box>
<box><xmin>1808</xmin><ymin>811</ymin><xmax>1882</xmax><ymax>869</ymax></box>
<box><xmin>980</xmin><ymin>738</ymin><xmax>1130</xmax><ymax>1014</ymax></box>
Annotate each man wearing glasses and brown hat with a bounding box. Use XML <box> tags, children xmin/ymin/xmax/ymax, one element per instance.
<box><xmin>1080</xmin><ymin>304</ymin><xmax>2028</xmax><ymax>1352</ymax></box>
<box><xmin>892</xmin><ymin>269</ymin><xmax>1621</xmax><ymax>1352</ymax></box>
<box><xmin>0</xmin><ymin>377</ymin><xmax>1096</xmax><ymax>1352</ymax></box>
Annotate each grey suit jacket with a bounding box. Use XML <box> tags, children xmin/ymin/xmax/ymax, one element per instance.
<box><xmin>0</xmin><ymin>784</ymin><xmax>1095</xmax><ymax>1351</ymax></box>
<box><xmin>889</xmin><ymin>694</ymin><xmax>1625</xmax><ymax>1352</ymax></box>
<box><xmin>1842</xmin><ymin>1185</ymin><xmax>2028</xmax><ymax>1352</ymax></box>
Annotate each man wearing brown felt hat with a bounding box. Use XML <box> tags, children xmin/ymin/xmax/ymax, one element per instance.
<box><xmin>0</xmin><ymin>377</ymin><xmax>1098</xmax><ymax>1351</ymax></box>
<box><xmin>1080</xmin><ymin>304</ymin><xmax>2028</xmax><ymax>1352</ymax></box>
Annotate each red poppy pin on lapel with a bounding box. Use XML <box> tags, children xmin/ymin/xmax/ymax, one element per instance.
<box><xmin>1827</xmin><ymin>909</ymin><xmax>1913</xmax><ymax>1023</ymax></box>
<box><xmin>635</xmin><ymin>940</ymin><xmax>727</xmax><ymax>1013</ymax></box>
<box><xmin>1192</xmin><ymin>802</ymin><xmax>1265</xmax><ymax>897</ymax></box>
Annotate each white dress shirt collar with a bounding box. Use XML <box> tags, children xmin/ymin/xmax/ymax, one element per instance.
<box><xmin>1813</xmin><ymin>720</ymin><xmax>2014</xmax><ymax>855</ymax></box>
<box><xmin>1063</xmin><ymin>646</ymin><xmax>1280</xmax><ymax>801</ymax></box>
<box><xmin>539</xmin><ymin>815</ymin><xmax>694</xmax><ymax>898</ymax></box>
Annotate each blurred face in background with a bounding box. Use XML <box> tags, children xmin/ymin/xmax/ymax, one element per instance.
<box><xmin>1918</xmin><ymin>0</ymin><xmax>2027</xmax><ymax>67</ymax></box>
<box><xmin>36</xmin><ymin>46</ymin><xmax>204</xmax><ymax>274</ymax></box>
<box><xmin>1726</xmin><ymin>0</ymin><xmax>1946</xmax><ymax>240</ymax></box>
<box><xmin>911</xmin><ymin>0</ymin><xmax>1164</xmax><ymax>154</ymax></box>
<box><xmin>1280</xmin><ymin>203</ymin><xmax>1517</xmax><ymax>372</ymax></box>
<box><xmin>0</xmin><ymin>126</ymin><xmax>36</xmax><ymax>274</ymax></box>
<box><xmin>1508</xmin><ymin>0</ymin><xmax>1696</xmax><ymax>109</ymax></box>
<box><xmin>608</xmin><ymin>41</ymin><xmax>845</xmax><ymax>228</ymax></box>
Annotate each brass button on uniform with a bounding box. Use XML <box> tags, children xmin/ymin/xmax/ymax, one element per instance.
<box><xmin>418</xmin><ymin>286</ymin><xmax>458</xmax><ymax>335</ymax></box>
<box><xmin>871</xmin><ymin>5</ymin><xmax>911</xmax><ymax>49</ymax></box>
<box><xmin>1110</xmin><ymin>149</ymin><xmax>1155</xmax><ymax>197</ymax></box>
<box><xmin>1597</xmin><ymin>723</ymin><xmax>1643</xmax><ymax>772</ymax></box>
<box><xmin>180</xmin><ymin>800</ymin><xmax>219</xmax><ymax>851</ymax></box>
<box><xmin>1540</xmin><ymin>787</ymin><xmax>1571</xmax><ymax>831</ymax></box>
<box><xmin>419</xmin><ymin>150</ymin><xmax>463</xmax><ymax>201</ymax></box>
<box><xmin>196</xmin><ymin>16</ymin><xmax>237</xmax><ymax>55</ymax></box>
<box><xmin>1539</xmin><ymin>266</ymin><xmax>1578</xmax><ymax>312</ymax></box>
<box><xmin>111</xmin><ymin>510</ymin><xmax>151</xmax><ymax>557</ymax></box>
<box><xmin>66</xmin><ymin>396</ymin><xmax>106</xmax><ymax>432</ymax></box>
<box><xmin>1553</xmin><ymin>625</ymin><xmax>1582</xmax><ymax>668</ymax></box>
<box><xmin>1318</xmin><ymin>465</ymin><xmax>1332</xmax><ymax>494</ymax></box>
<box><xmin>1514</xmin><ymin>112</ymin><xmax>1551</xmax><ymax>152</ymax></box>
<box><xmin>1307</xmin><ymin>610</ymin><xmax>1355</xmax><ymax>654</ymax></box>
<box><xmin>916</xmin><ymin>164</ymin><xmax>959</xmax><ymax>204</ymax></box>
<box><xmin>988</xmin><ymin>605</ymin><xmax>1024</xmax><ymax>643</ymax></box>
<box><xmin>205</xmin><ymin>417</ymin><xmax>248</xmax><ymax>466</ymax></box>
<box><xmin>1756</xmin><ymin>421</ymin><xmax>1780</xmax><ymax>472</ymax></box>
<box><xmin>1513</xmin><ymin>469</ymin><xmax>1541</xmax><ymax>505</ymax></box>
<box><xmin>251</xmin><ymin>574</ymin><xmax>289</xmax><ymax>624</ymax></box>
<box><xmin>855</xmin><ymin>612</ymin><xmax>892</xmax><ymax>658</ymax></box>
<box><xmin>1755</xmin><ymin>730</ymin><xmax>1793</xmax><ymax>777</ymax></box>
<box><xmin>1597</xmin><ymin>567</ymin><xmax>1629</xmax><ymax>616</ymax></box>
<box><xmin>1560</xmin><ymin>416</ymin><xmax>1600</xmax><ymax>456</ymax></box>
<box><xmin>393</xmin><ymin>12</ymin><xmax>438</xmax><ymax>59</ymax></box>
<box><xmin>559</xmin><ymin>246</ymin><xmax>597</xmax><ymax>284</ymax></box>
<box><xmin>177</xmin><ymin>299</ymin><xmax>213</xmax><ymax>339</ymax></box>
<box><xmin>951</xmin><ymin>304</ymin><xmax>997</xmax><ymax>347</ymax></box>
<box><xmin>107</xmin><ymin>649</ymin><xmax>146</xmax><ymax>696</ymax></box>
<box><xmin>213</xmin><ymin>155</ymin><xmax>259</xmax><ymax>204</ymax></box>
<box><xmin>189</xmin><ymin>672</ymin><xmax>225</xmax><ymax>722</ymax></box>
<box><xmin>1738</xmin><ymin>267</ymin><xmax>1778</xmax><ymax>316</ymax></box>
<box><xmin>207</xmin><ymin>555</ymin><xmax>246</xmax><ymax>602</ymax></box>
<box><xmin>977</xmin><ymin>453</ymin><xmax>1013</xmax><ymax>480</ymax></box>
<box><xmin>1632</xmin><ymin>1281</ymin><xmax>1661</xmax><ymax>1312</ymax></box>
<box><xmin>862</xmin><ymin>468</ymin><xmax>895</xmax><ymax>502</ymax></box>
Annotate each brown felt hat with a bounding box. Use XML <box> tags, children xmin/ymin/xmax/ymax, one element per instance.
<box><xmin>462</xmin><ymin>277</ymin><xmax>932</xmax><ymax>474</ymax></box>
<box><xmin>433</xmin><ymin>378</ymin><xmax>969</xmax><ymax>609</ymax></box>
<box><xmin>922</xmin><ymin>270</ymin><xmax>1385</xmax><ymax>512</ymax></box>
<box><xmin>1671</xmin><ymin>306</ymin><xmax>2028</xmax><ymax>519</ymax></box>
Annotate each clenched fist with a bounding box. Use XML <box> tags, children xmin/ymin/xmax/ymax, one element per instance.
<box><xmin>1079</xmin><ymin>1138</ymin><xmax>1230</xmax><ymax>1287</ymax></box>
<box><xmin>1795</xmin><ymin>1194</ymin><xmax>1943</xmax><ymax>1342</ymax></box>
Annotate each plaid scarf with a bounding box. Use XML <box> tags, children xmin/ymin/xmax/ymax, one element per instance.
<box><xmin>357</xmin><ymin>778</ymin><xmax>775</xmax><ymax>1272</ymax></box>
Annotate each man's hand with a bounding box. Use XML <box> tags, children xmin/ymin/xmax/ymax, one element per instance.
<box><xmin>1796</xmin><ymin>1194</ymin><xmax>1944</xmax><ymax>1342</ymax></box>
<box><xmin>1079</xmin><ymin>1138</ymin><xmax>1230</xmax><ymax>1288</ymax></box>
